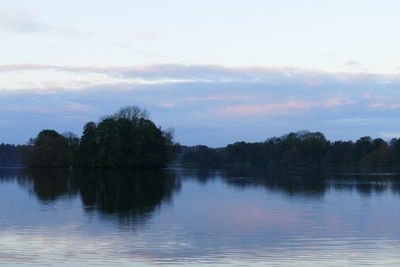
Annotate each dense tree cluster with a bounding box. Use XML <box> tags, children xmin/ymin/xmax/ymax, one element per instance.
<box><xmin>0</xmin><ymin>143</ymin><xmax>21</xmax><ymax>166</ymax></box>
<box><xmin>19</xmin><ymin>130</ymin><xmax>79</xmax><ymax>167</ymax></box>
<box><xmin>182</xmin><ymin>131</ymin><xmax>400</xmax><ymax>171</ymax></box>
<box><xmin>20</xmin><ymin>106</ymin><xmax>177</xmax><ymax>168</ymax></box>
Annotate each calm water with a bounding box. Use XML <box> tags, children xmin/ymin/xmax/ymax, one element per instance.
<box><xmin>1</xmin><ymin>167</ymin><xmax>400</xmax><ymax>266</ymax></box>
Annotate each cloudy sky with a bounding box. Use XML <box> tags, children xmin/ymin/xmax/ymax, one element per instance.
<box><xmin>1</xmin><ymin>0</ymin><xmax>400</xmax><ymax>146</ymax></box>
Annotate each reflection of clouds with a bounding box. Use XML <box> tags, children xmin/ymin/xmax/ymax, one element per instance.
<box><xmin>1</xmin><ymin>227</ymin><xmax>400</xmax><ymax>266</ymax></box>
<box><xmin>0</xmin><ymin>227</ymin><xmax>133</xmax><ymax>265</ymax></box>
<box><xmin>209</xmin><ymin>202</ymin><xmax>300</xmax><ymax>229</ymax></box>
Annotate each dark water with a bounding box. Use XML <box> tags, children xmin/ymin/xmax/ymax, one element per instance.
<box><xmin>1</xmin><ymin>167</ymin><xmax>400</xmax><ymax>266</ymax></box>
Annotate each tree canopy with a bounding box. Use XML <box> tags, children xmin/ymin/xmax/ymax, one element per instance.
<box><xmin>182</xmin><ymin>131</ymin><xmax>400</xmax><ymax>171</ymax></box>
<box><xmin>20</xmin><ymin>106</ymin><xmax>177</xmax><ymax>168</ymax></box>
<box><xmin>20</xmin><ymin>130</ymin><xmax>79</xmax><ymax>167</ymax></box>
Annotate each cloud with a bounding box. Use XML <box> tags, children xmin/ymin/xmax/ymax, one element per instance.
<box><xmin>1</xmin><ymin>103</ymin><xmax>94</xmax><ymax>113</ymax></box>
<box><xmin>324</xmin><ymin>97</ymin><xmax>357</xmax><ymax>107</ymax></box>
<box><xmin>215</xmin><ymin>101</ymin><xmax>316</xmax><ymax>116</ymax></box>
<box><xmin>64</xmin><ymin>115</ymin><xmax>88</xmax><ymax>120</ymax></box>
<box><xmin>0</xmin><ymin>7</ymin><xmax>91</xmax><ymax>37</ymax></box>
<box><xmin>324</xmin><ymin>117</ymin><xmax>383</xmax><ymax>126</ymax></box>
<box><xmin>0</xmin><ymin>9</ymin><xmax>48</xmax><ymax>33</ymax></box>
<box><xmin>1</xmin><ymin>20</ymin><xmax>47</xmax><ymax>33</ymax></box>
<box><xmin>214</xmin><ymin>98</ymin><xmax>357</xmax><ymax>117</ymax></box>
<box><xmin>379</xmin><ymin>132</ymin><xmax>400</xmax><ymax>139</ymax></box>
<box><xmin>344</xmin><ymin>60</ymin><xmax>368</xmax><ymax>72</ymax></box>
<box><xmin>362</xmin><ymin>94</ymin><xmax>400</xmax><ymax>100</ymax></box>
<box><xmin>2</xmin><ymin>64</ymin><xmax>400</xmax><ymax>82</ymax></box>
<box><xmin>369</xmin><ymin>102</ymin><xmax>400</xmax><ymax>110</ymax></box>
<box><xmin>1</xmin><ymin>63</ymin><xmax>400</xmax><ymax>145</ymax></box>
<box><xmin>2</xmin><ymin>63</ymin><xmax>400</xmax><ymax>95</ymax></box>
<box><xmin>135</xmin><ymin>50</ymin><xmax>166</xmax><ymax>58</ymax></box>
<box><xmin>126</xmin><ymin>31</ymin><xmax>160</xmax><ymax>41</ymax></box>
<box><xmin>156</xmin><ymin>102</ymin><xmax>175</xmax><ymax>108</ymax></box>
<box><xmin>185</xmin><ymin>95</ymin><xmax>254</xmax><ymax>101</ymax></box>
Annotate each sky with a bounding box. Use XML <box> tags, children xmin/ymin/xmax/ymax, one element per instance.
<box><xmin>1</xmin><ymin>0</ymin><xmax>400</xmax><ymax>146</ymax></box>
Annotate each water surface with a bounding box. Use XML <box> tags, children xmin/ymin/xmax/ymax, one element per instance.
<box><xmin>0</xmin><ymin>167</ymin><xmax>400</xmax><ymax>266</ymax></box>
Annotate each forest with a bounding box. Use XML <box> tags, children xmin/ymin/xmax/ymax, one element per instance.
<box><xmin>0</xmin><ymin>143</ymin><xmax>21</xmax><ymax>167</ymax></box>
<box><xmin>181</xmin><ymin>131</ymin><xmax>400</xmax><ymax>171</ymax></box>
<box><xmin>3</xmin><ymin>112</ymin><xmax>400</xmax><ymax>171</ymax></box>
<box><xmin>19</xmin><ymin>106</ymin><xmax>177</xmax><ymax>168</ymax></box>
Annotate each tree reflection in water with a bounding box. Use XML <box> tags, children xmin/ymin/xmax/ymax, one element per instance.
<box><xmin>1</xmin><ymin>167</ymin><xmax>400</xmax><ymax>226</ymax></box>
<box><xmin>11</xmin><ymin>168</ymin><xmax>181</xmax><ymax>226</ymax></box>
<box><xmin>181</xmin><ymin>167</ymin><xmax>400</xmax><ymax>197</ymax></box>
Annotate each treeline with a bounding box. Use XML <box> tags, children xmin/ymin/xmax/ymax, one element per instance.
<box><xmin>0</xmin><ymin>143</ymin><xmax>21</xmax><ymax>167</ymax></box>
<box><xmin>20</xmin><ymin>106</ymin><xmax>178</xmax><ymax>168</ymax></box>
<box><xmin>182</xmin><ymin>131</ymin><xmax>400</xmax><ymax>171</ymax></box>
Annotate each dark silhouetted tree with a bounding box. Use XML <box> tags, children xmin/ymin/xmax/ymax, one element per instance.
<box><xmin>20</xmin><ymin>129</ymin><xmax>78</xmax><ymax>167</ymax></box>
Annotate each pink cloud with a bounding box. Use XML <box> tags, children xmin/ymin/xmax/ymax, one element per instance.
<box><xmin>217</xmin><ymin>101</ymin><xmax>316</xmax><ymax>116</ymax></box>
<box><xmin>362</xmin><ymin>94</ymin><xmax>400</xmax><ymax>100</ymax></box>
<box><xmin>156</xmin><ymin>102</ymin><xmax>175</xmax><ymax>108</ymax></box>
<box><xmin>323</xmin><ymin>97</ymin><xmax>357</xmax><ymax>107</ymax></box>
<box><xmin>185</xmin><ymin>94</ymin><xmax>254</xmax><ymax>101</ymax></box>
<box><xmin>380</xmin><ymin>132</ymin><xmax>400</xmax><ymax>138</ymax></box>
<box><xmin>215</xmin><ymin>97</ymin><xmax>356</xmax><ymax>117</ymax></box>
<box><xmin>369</xmin><ymin>102</ymin><xmax>386</xmax><ymax>108</ymax></box>
<box><xmin>1</xmin><ymin>103</ymin><xmax>93</xmax><ymax>113</ymax></box>
<box><xmin>306</xmin><ymin>79</ymin><xmax>325</xmax><ymax>87</ymax></box>
<box><xmin>369</xmin><ymin>102</ymin><xmax>400</xmax><ymax>110</ymax></box>
<box><xmin>2</xmin><ymin>106</ymin><xmax>51</xmax><ymax>113</ymax></box>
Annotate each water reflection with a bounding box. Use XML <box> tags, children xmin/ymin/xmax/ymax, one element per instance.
<box><xmin>0</xmin><ymin>167</ymin><xmax>19</xmax><ymax>182</ymax></box>
<box><xmin>181</xmin><ymin>167</ymin><xmax>400</xmax><ymax>197</ymax></box>
<box><xmin>74</xmin><ymin>169</ymin><xmax>180</xmax><ymax>225</ymax></box>
<box><xmin>1</xmin><ymin>167</ymin><xmax>400</xmax><ymax>266</ymax></box>
<box><xmin>17</xmin><ymin>168</ymin><xmax>78</xmax><ymax>203</ymax></box>
<box><xmin>4</xmin><ymin>168</ymin><xmax>181</xmax><ymax>226</ymax></box>
<box><xmin>3</xmin><ymin>167</ymin><xmax>400</xmax><ymax>208</ymax></box>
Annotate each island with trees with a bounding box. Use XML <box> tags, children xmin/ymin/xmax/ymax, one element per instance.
<box><xmin>18</xmin><ymin>106</ymin><xmax>177</xmax><ymax>168</ymax></box>
<box><xmin>2</xmin><ymin>107</ymin><xmax>400</xmax><ymax>172</ymax></box>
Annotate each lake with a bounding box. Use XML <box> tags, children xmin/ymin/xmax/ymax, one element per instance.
<box><xmin>0</xmin><ymin>167</ymin><xmax>400</xmax><ymax>266</ymax></box>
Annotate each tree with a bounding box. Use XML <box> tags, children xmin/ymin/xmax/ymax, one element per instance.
<box><xmin>20</xmin><ymin>129</ymin><xmax>77</xmax><ymax>167</ymax></box>
<box><xmin>0</xmin><ymin>143</ymin><xmax>21</xmax><ymax>166</ymax></box>
<box><xmin>74</xmin><ymin>122</ymin><xmax>97</xmax><ymax>166</ymax></box>
<box><xmin>180</xmin><ymin>131</ymin><xmax>396</xmax><ymax>171</ymax></box>
<box><xmin>112</xmin><ymin>105</ymin><xmax>149</xmax><ymax>121</ymax></box>
<box><xmin>72</xmin><ymin>106</ymin><xmax>177</xmax><ymax>168</ymax></box>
